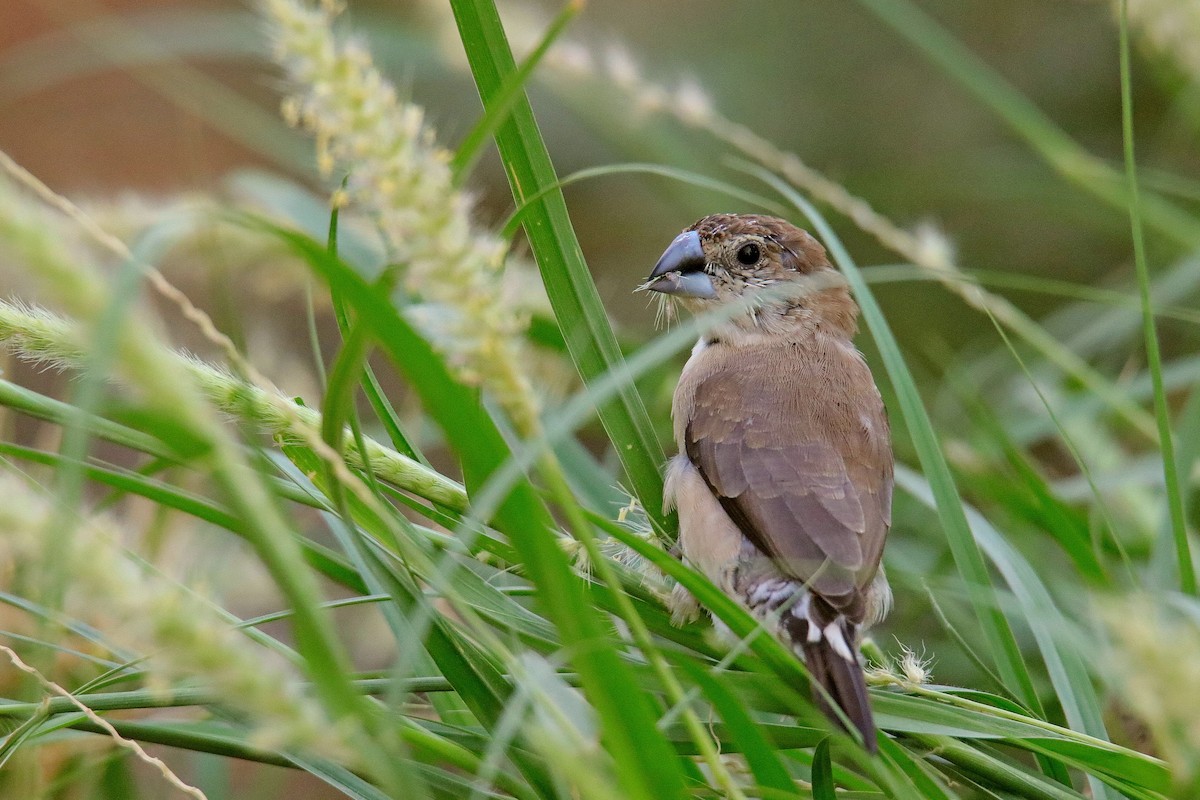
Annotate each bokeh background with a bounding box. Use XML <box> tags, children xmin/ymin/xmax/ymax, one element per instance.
<box><xmin>6</xmin><ymin>0</ymin><xmax>1197</xmax><ymax>341</ymax></box>
<box><xmin>4</xmin><ymin>0</ymin><xmax>1199</xmax><ymax>712</ymax></box>
<box><xmin>3</xmin><ymin>0</ymin><xmax>1200</xmax><ymax>795</ymax></box>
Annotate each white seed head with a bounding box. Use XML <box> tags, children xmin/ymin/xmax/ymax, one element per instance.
<box><xmin>0</xmin><ymin>471</ymin><xmax>346</xmax><ymax>757</ymax></box>
<box><xmin>673</xmin><ymin>79</ymin><xmax>714</xmax><ymax>126</ymax></box>
<box><xmin>261</xmin><ymin>0</ymin><xmax>548</xmax><ymax>435</ymax></box>
<box><xmin>603</xmin><ymin>43</ymin><xmax>641</xmax><ymax>88</ymax></box>
<box><xmin>910</xmin><ymin>220</ymin><xmax>955</xmax><ymax>270</ymax></box>
<box><xmin>1104</xmin><ymin>596</ymin><xmax>1200</xmax><ymax>784</ymax></box>
<box><xmin>897</xmin><ymin>643</ymin><xmax>933</xmax><ymax>685</ymax></box>
<box><xmin>1123</xmin><ymin>0</ymin><xmax>1200</xmax><ymax>82</ymax></box>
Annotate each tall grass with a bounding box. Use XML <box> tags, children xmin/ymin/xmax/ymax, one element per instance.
<box><xmin>0</xmin><ymin>1</ymin><xmax>1196</xmax><ymax>798</ymax></box>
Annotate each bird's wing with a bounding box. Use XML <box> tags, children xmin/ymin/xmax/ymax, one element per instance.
<box><xmin>683</xmin><ymin>342</ymin><xmax>892</xmax><ymax>613</ymax></box>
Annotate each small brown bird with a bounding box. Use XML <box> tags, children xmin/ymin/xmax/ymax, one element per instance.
<box><xmin>645</xmin><ymin>213</ymin><xmax>893</xmax><ymax>752</ymax></box>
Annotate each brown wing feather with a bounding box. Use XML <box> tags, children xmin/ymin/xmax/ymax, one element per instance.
<box><xmin>681</xmin><ymin>339</ymin><xmax>891</xmax><ymax>617</ymax></box>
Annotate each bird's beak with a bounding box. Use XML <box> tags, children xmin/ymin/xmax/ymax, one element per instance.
<box><xmin>645</xmin><ymin>230</ymin><xmax>716</xmax><ymax>299</ymax></box>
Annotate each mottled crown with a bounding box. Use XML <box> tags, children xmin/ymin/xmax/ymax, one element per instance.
<box><xmin>687</xmin><ymin>214</ymin><xmax>832</xmax><ymax>275</ymax></box>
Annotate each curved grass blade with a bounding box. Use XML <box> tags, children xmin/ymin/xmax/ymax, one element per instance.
<box><xmin>0</xmin><ymin>378</ymin><xmax>172</xmax><ymax>460</ymax></box>
<box><xmin>811</xmin><ymin>738</ymin><xmax>836</xmax><ymax>800</ymax></box>
<box><xmin>1167</xmin><ymin>387</ymin><xmax>1200</xmax><ymax>576</ymax></box>
<box><xmin>245</xmin><ymin>218</ymin><xmax>554</xmax><ymax>534</ymax></box>
<box><xmin>500</xmin><ymin>162</ymin><xmax>786</xmax><ymax>241</ymax></box>
<box><xmin>1117</xmin><ymin>0</ymin><xmax>1194</xmax><ymax>595</ymax></box>
<box><xmin>905</xmin><ymin>735</ymin><xmax>1086</xmax><ymax>800</ymax></box>
<box><xmin>451</xmin><ymin>0</ymin><xmax>582</xmax><ymax>183</ymax></box>
<box><xmin>877</xmin><ymin>736</ymin><xmax>957</xmax><ymax>800</ymax></box>
<box><xmin>680</xmin><ymin>661</ymin><xmax>796</xmax><ymax>795</ymax></box>
<box><xmin>326</xmin><ymin>206</ymin><xmax>428</xmax><ymax>468</ymax></box>
<box><xmin>894</xmin><ymin>465</ymin><xmax>1117</xmax><ymax>799</ymax></box>
<box><xmin>280</xmin><ymin>442</ymin><xmax>509</xmax><ymax>717</ymax></box>
<box><xmin>852</xmin><ymin>0</ymin><xmax>1200</xmax><ymax>249</ymax></box>
<box><xmin>0</xmin><ymin>703</ymin><xmax>51</xmax><ymax>771</ymax></box>
<box><xmin>0</xmin><ymin>440</ymin><xmax>368</xmax><ymax>593</ymax></box>
<box><xmin>253</xmin><ymin>216</ymin><xmax>691</xmax><ymax>798</ymax></box>
<box><xmin>603</xmin><ymin>520</ymin><xmax>823</xmax><ymax>719</ymax></box>
<box><xmin>450</xmin><ymin>0</ymin><xmax>671</xmax><ymax>539</ymax></box>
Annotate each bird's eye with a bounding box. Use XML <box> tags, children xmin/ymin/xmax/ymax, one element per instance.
<box><xmin>736</xmin><ymin>243</ymin><xmax>760</xmax><ymax>265</ymax></box>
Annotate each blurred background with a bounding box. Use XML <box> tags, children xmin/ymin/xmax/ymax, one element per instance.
<box><xmin>2</xmin><ymin>0</ymin><xmax>1200</xmax><ymax>794</ymax></box>
<box><xmin>4</xmin><ymin>0</ymin><xmax>1200</xmax><ymax>674</ymax></box>
<box><xmin>5</xmin><ymin>0</ymin><xmax>1198</xmax><ymax>340</ymax></box>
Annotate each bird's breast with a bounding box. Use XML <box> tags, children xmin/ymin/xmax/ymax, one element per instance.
<box><xmin>664</xmin><ymin>455</ymin><xmax>746</xmax><ymax>590</ymax></box>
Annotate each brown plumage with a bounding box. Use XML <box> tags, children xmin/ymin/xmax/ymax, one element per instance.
<box><xmin>646</xmin><ymin>213</ymin><xmax>893</xmax><ymax>752</ymax></box>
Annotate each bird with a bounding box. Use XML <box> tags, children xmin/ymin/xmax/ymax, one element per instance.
<box><xmin>643</xmin><ymin>213</ymin><xmax>893</xmax><ymax>753</ymax></box>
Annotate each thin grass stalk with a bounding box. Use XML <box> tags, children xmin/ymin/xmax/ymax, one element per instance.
<box><xmin>517</xmin><ymin>14</ymin><xmax>1163</xmax><ymax>441</ymax></box>
<box><xmin>714</xmin><ymin>99</ymin><xmax>1164</xmax><ymax>442</ymax></box>
<box><xmin>288</xmin><ymin>244</ymin><xmax>687</xmax><ymax>797</ymax></box>
<box><xmin>1118</xmin><ymin>0</ymin><xmax>1195</xmax><ymax>596</ymax></box>
<box><xmin>853</xmin><ymin>0</ymin><xmax>1200</xmax><ymax>249</ymax></box>
<box><xmin>451</xmin><ymin>0</ymin><xmax>582</xmax><ymax>183</ymax></box>
<box><xmin>0</xmin><ymin>175</ymin><xmax>411</xmax><ymax>792</ymax></box>
<box><xmin>37</xmin><ymin>254</ymin><xmax>143</xmax><ymax>615</ymax></box>
<box><xmin>447</xmin><ymin>7</ymin><xmax>703</xmax><ymax>796</ymax></box>
<box><xmin>972</xmin><ymin>306</ymin><xmax>1134</xmax><ymax>584</ymax></box>
<box><xmin>0</xmin><ymin>299</ymin><xmax>466</xmax><ymax>512</ymax></box>
<box><xmin>448</xmin><ymin>0</ymin><xmax>670</xmax><ymax>538</ymax></box>
<box><xmin>535</xmin><ymin>452</ymin><xmax>751</xmax><ymax>798</ymax></box>
<box><xmin>895</xmin><ymin>464</ymin><xmax>1117</xmax><ymax>800</ymax></box>
<box><xmin>446</xmin><ymin>285</ymin><xmax>877</xmax><ymax>786</ymax></box>
<box><xmin>1</xmin><ymin>646</ymin><xmax>207</xmax><ymax>800</ymax></box>
<box><xmin>746</xmin><ymin>133</ymin><xmax>1161</xmax><ymax>443</ymax></box>
<box><xmin>905</xmin><ymin>735</ymin><xmax>1086</xmax><ymax>800</ymax></box>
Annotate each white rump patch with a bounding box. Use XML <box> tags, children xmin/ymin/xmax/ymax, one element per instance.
<box><xmin>823</xmin><ymin>621</ymin><xmax>855</xmax><ymax>662</ymax></box>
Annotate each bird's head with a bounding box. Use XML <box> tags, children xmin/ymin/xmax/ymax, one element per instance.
<box><xmin>641</xmin><ymin>214</ymin><xmax>858</xmax><ymax>339</ymax></box>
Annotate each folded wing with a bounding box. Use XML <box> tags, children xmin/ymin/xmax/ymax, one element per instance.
<box><xmin>682</xmin><ymin>342</ymin><xmax>891</xmax><ymax>617</ymax></box>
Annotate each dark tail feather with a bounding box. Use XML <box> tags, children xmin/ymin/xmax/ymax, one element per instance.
<box><xmin>801</xmin><ymin>638</ymin><xmax>877</xmax><ymax>754</ymax></box>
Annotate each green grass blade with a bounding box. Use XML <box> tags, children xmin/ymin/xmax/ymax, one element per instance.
<box><xmin>603</xmin><ymin>521</ymin><xmax>819</xmax><ymax>713</ymax></box>
<box><xmin>1021</xmin><ymin>739</ymin><xmax>1170</xmax><ymax>797</ymax></box>
<box><xmin>0</xmin><ymin>441</ymin><xmax>368</xmax><ymax>593</ymax></box>
<box><xmin>251</xmin><ymin>214</ymin><xmax>690</xmax><ymax>798</ymax></box>
<box><xmin>680</xmin><ymin>661</ymin><xmax>796</xmax><ymax>795</ymax></box>
<box><xmin>870</xmin><ymin>693</ymin><xmax>1060</xmax><ymax>740</ymax></box>
<box><xmin>853</xmin><ymin>0</ymin><xmax>1200</xmax><ymax>248</ymax></box>
<box><xmin>877</xmin><ymin>736</ymin><xmax>958</xmax><ymax>800</ymax></box>
<box><xmin>896</xmin><ymin>465</ymin><xmax>1116</xmax><ymax>800</ymax></box>
<box><xmin>906</xmin><ymin>736</ymin><xmax>1086</xmax><ymax>800</ymax></box>
<box><xmin>0</xmin><ymin>704</ymin><xmax>51</xmax><ymax>770</ymax></box>
<box><xmin>248</xmin><ymin>218</ymin><xmax>555</xmax><ymax>534</ymax></box>
<box><xmin>451</xmin><ymin>0</ymin><xmax>582</xmax><ymax>183</ymax></box>
<box><xmin>0</xmin><ymin>378</ymin><xmax>172</xmax><ymax>460</ymax></box>
<box><xmin>282</xmin><ymin>442</ymin><xmax>502</xmax><ymax>691</ymax></box>
<box><xmin>327</xmin><ymin>192</ymin><xmax>429</xmax><ymax>469</ymax></box>
<box><xmin>811</xmin><ymin>738</ymin><xmax>836</xmax><ymax>800</ymax></box>
<box><xmin>449</xmin><ymin>0</ymin><xmax>670</xmax><ymax>538</ymax></box>
<box><xmin>951</xmin><ymin>383</ymin><xmax>1108</xmax><ymax>584</ymax></box>
<box><xmin>922</xmin><ymin>587</ymin><xmax>1013</xmax><ymax>700</ymax></box>
<box><xmin>1168</xmin><ymin>387</ymin><xmax>1200</xmax><ymax>573</ymax></box>
<box><xmin>334</xmin><ymin>302</ymin><xmax>428</xmax><ymax>467</ymax></box>
<box><xmin>1117</xmin><ymin>0</ymin><xmax>1195</xmax><ymax>595</ymax></box>
<box><xmin>283</xmin><ymin>439</ymin><xmax>560</xmax><ymax>797</ymax></box>
<box><xmin>500</xmin><ymin>162</ymin><xmax>786</xmax><ymax>241</ymax></box>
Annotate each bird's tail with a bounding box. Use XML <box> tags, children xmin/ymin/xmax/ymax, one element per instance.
<box><xmin>793</xmin><ymin>617</ymin><xmax>877</xmax><ymax>753</ymax></box>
